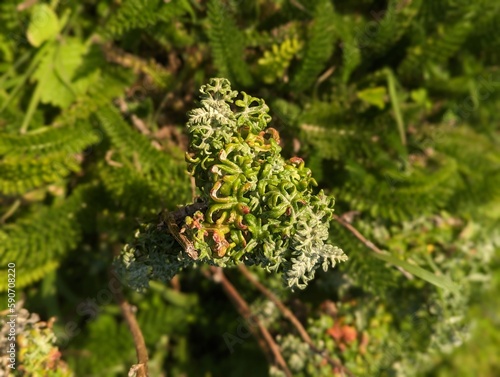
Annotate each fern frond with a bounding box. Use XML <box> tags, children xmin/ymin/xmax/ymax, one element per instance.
<box><xmin>437</xmin><ymin>126</ymin><xmax>500</xmax><ymax>211</ymax></box>
<box><xmin>466</xmin><ymin>4</ymin><xmax>500</xmax><ymax>60</ymax></box>
<box><xmin>0</xmin><ymin>0</ymin><xmax>26</xmax><ymax>36</ymax></box>
<box><xmin>206</xmin><ymin>0</ymin><xmax>253</xmax><ymax>86</ymax></box>
<box><xmin>299</xmin><ymin>123</ymin><xmax>357</xmax><ymax>161</ymax></box>
<box><xmin>296</xmin><ymin>99</ymin><xmax>379</xmax><ymax>161</ymax></box>
<box><xmin>105</xmin><ymin>0</ymin><xmax>161</xmax><ymax>36</ymax></box>
<box><xmin>291</xmin><ymin>0</ymin><xmax>336</xmax><ymax>91</ymax></box>
<box><xmin>366</xmin><ymin>0</ymin><xmax>423</xmax><ymax>57</ymax></box>
<box><xmin>335</xmin><ymin>14</ymin><xmax>363</xmax><ymax>83</ymax></box>
<box><xmin>338</xmin><ymin>154</ymin><xmax>459</xmax><ymax>221</ymax></box>
<box><xmin>399</xmin><ymin>18</ymin><xmax>473</xmax><ymax>80</ymax></box>
<box><xmin>0</xmin><ymin>152</ymin><xmax>80</xmax><ymax>195</ymax></box>
<box><xmin>0</xmin><ymin>261</ymin><xmax>60</xmax><ymax>292</ymax></box>
<box><xmin>103</xmin><ymin>0</ymin><xmax>178</xmax><ymax>37</ymax></box>
<box><xmin>419</xmin><ymin>1</ymin><xmax>451</xmax><ymax>27</ymax></box>
<box><xmin>0</xmin><ymin>1</ymin><xmax>27</xmax><ymax>63</ymax></box>
<box><xmin>0</xmin><ymin>186</ymin><xmax>87</xmax><ymax>289</ymax></box>
<box><xmin>95</xmin><ymin>105</ymin><xmax>190</xmax><ymax>209</ymax></box>
<box><xmin>61</xmin><ymin>66</ymin><xmax>134</xmax><ymax>125</ymax></box>
<box><xmin>0</xmin><ymin>121</ymin><xmax>99</xmax><ymax>156</ymax></box>
<box><xmin>98</xmin><ymin>163</ymin><xmax>187</xmax><ymax>216</ymax></box>
<box><xmin>95</xmin><ymin>105</ymin><xmax>181</xmax><ymax>172</ymax></box>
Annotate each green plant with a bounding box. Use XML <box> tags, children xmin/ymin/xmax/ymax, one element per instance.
<box><xmin>1</xmin><ymin>1</ymin><xmax>499</xmax><ymax>376</ymax></box>
<box><xmin>0</xmin><ymin>307</ymin><xmax>72</xmax><ymax>376</ymax></box>
<box><xmin>115</xmin><ymin>78</ymin><xmax>347</xmax><ymax>290</ymax></box>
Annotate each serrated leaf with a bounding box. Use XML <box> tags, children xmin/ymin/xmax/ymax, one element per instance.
<box><xmin>26</xmin><ymin>4</ymin><xmax>60</xmax><ymax>47</ymax></box>
<box><xmin>32</xmin><ymin>39</ymin><xmax>98</xmax><ymax>108</ymax></box>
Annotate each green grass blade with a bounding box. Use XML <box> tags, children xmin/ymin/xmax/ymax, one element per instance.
<box><xmin>372</xmin><ymin>252</ymin><xmax>460</xmax><ymax>293</ymax></box>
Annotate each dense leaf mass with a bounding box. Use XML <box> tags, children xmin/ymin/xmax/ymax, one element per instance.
<box><xmin>117</xmin><ymin>78</ymin><xmax>347</xmax><ymax>290</ymax></box>
<box><xmin>184</xmin><ymin>78</ymin><xmax>347</xmax><ymax>288</ymax></box>
<box><xmin>1</xmin><ymin>0</ymin><xmax>499</xmax><ymax>376</ymax></box>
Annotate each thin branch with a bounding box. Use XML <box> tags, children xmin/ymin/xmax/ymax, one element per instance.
<box><xmin>205</xmin><ymin>267</ymin><xmax>293</xmax><ymax>377</ymax></box>
<box><xmin>115</xmin><ymin>98</ymin><xmax>153</xmax><ymax>137</ymax></box>
<box><xmin>290</xmin><ymin>0</ymin><xmax>308</xmax><ymax>13</ymax></box>
<box><xmin>112</xmin><ymin>272</ymin><xmax>149</xmax><ymax>377</ymax></box>
<box><xmin>17</xmin><ymin>0</ymin><xmax>38</xmax><ymax>11</ymax></box>
<box><xmin>238</xmin><ymin>265</ymin><xmax>352</xmax><ymax>376</ymax></box>
<box><xmin>199</xmin><ymin>268</ymin><xmax>271</xmax><ymax>360</ymax></box>
<box><xmin>333</xmin><ymin>214</ymin><xmax>414</xmax><ymax>280</ymax></box>
<box><xmin>0</xmin><ymin>199</ymin><xmax>21</xmax><ymax>224</ymax></box>
<box><xmin>105</xmin><ymin>150</ymin><xmax>123</xmax><ymax>168</ymax></box>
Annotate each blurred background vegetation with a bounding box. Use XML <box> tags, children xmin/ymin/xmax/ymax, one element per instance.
<box><xmin>0</xmin><ymin>0</ymin><xmax>499</xmax><ymax>376</ymax></box>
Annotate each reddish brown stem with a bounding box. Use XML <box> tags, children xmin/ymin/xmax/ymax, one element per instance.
<box><xmin>112</xmin><ymin>274</ymin><xmax>149</xmax><ymax>377</ymax></box>
<box><xmin>238</xmin><ymin>265</ymin><xmax>353</xmax><ymax>376</ymax></box>
<box><xmin>206</xmin><ymin>266</ymin><xmax>293</xmax><ymax>377</ymax></box>
<box><xmin>333</xmin><ymin>214</ymin><xmax>413</xmax><ymax>280</ymax></box>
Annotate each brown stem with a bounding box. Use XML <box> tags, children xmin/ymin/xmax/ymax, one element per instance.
<box><xmin>206</xmin><ymin>267</ymin><xmax>293</xmax><ymax>377</ymax></box>
<box><xmin>0</xmin><ymin>199</ymin><xmax>21</xmax><ymax>224</ymax></box>
<box><xmin>333</xmin><ymin>214</ymin><xmax>413</xmax><ymax>280</ymax></box>
<box><xmin>159</xmin><ymin>201</ymin><xmax>208</xmax><ymax>261</ymax></box>
<box><xmin>112</xmin><ymin>273</ymin><xmax>149</xmax><ymax>377</ymax></box>
<box><xmin>16</xmin><ymin>0</ymin><xmax>38</xmax><ymax>11</ymax></box>
<box><xmin>199</xmin><ymin>268</ymin><xmax>271</xmax><ymax>360</ymax></box>
<box><xmin>238</xmin><ymin>265</ymin><xmax>353</xmax><ymax>377</ymax></box>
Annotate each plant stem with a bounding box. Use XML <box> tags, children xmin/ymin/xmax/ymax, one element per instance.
<box><xmin>386</xmin><ymin>68</ymin><xmax>407</xmax><ymax>146</ymax></box>
<box><xmin>112</xmin><ymin>272</ymin><xmax>149</xmax><ymax>377</ymax></box>
<box><xmin>0</xmin><ymin>199</ymin><xmax>21</xmax><ymax>223</ymax></box>
<box><xmin>333</xmin><ymin>214</ymin><xmax>413</xmax><ymax>280</ymax></box>
<box><xmin>238</xmin><ymin>265</ymin><xmax>353</xmax><ymax>376</ymax></box>
<box><xmin>206</xmin><ymin>266</ymin><xmax>293</xmax><ymax>377</ymax></box>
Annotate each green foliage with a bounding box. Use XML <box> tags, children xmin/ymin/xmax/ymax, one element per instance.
<box><xmin>0</xmin><ymin>152</ymin><xmax>79</xmax><ymax>195</ymax></box>
<box><xmin>114</xmin><ymin>223</ymin><xmax>188</xmax><ymax>291</ymax></box>
<box><xmin>365</xmin><ymin>0</ymin><xmax>423</xmax><ymax>58</ymax></box>
<box><xmin>0</xmin><ymin>121</ymin><xmax>100</xmax><ymax>156</ymax></box>
<box><xmin>398</xmin><ymin>17</ymin><xmax>473</xmax><ymax>81</ymax></box>
<box><xmin>276</xmin><ymin>214</ymin><xmax>494</xmax><ymax>377</ymax></box>
<box><xmin>0</xmin><ymin>307</ymin><xmax>73</xmax><ymax>375</ymax></box>
<box><xmin>116</xmin><ymin>78</ymin><xmax>347</xmax><ymax>290</ymax></box>
<box><xmin>1</xmin><ymin>0</ymin><xmax>499</xmax><ymax>376</ymax></box>
<box><xmin>0</xmin><ymin>186</ymin><xmax>89</xmax><ymax>291</ymax></box>
<box><xmin>66</xmin><ymin>312</ymin><xmax>136</xmax><ymax>375</ymax></box>
<box><xmin>206</xmin><ymin>0</ymin><xmax>253</xmax><ymax>86</ymax></box>
<box><xmin>103</xmin><ymin>0</ymin><xmax>193</xmax><ymax>38</ymax></box>
<box><xmin>96</xmin><ymin>105</ymin><xmax>178</xmax><ymax>173</ymax></box>
<box><xmin>32</xmin><ymin>39</ymin><xmax>95</xmax><ymax>109</ymax></box>
<box><xmin>290</xmin><ymin>0</ymin><xmax>336</xmax><ymax>91</ymax></box>
<box><xmin>183</xmin><ymin>80</ymin><xmax>347</xmax><ymax>287</ymax></box>
<box><xmin>26</xmin><ymin>4</ymin><xmax>61</xmax><ymax>47</ymax></box>
<box><xmin>258</xmin><ymin>37</ymin><xmax>302</xmax><ymax>84</ymax></box>
<box><xmin>65</xmin><ymin>286</ymin><xmax>199</xmax><ymax>376</ymax></box>
<box><xmin>427</xmin><ymin>255</ymin><xmax>500</xmax><ymax>377</ymax></box>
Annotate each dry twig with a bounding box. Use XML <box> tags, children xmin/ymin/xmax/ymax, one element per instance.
<box><xmin>16</xmin><ymin>0</ymin><xmax>38</xmax><ymax>11</ymax></box>
<box><xmin>333</xmin><ymin>214</ymin><xmax>414</xmax><ymax>280</ymax></box>
<box><xmin>205</xmin><ymin>266</ymin><xmax>293</xmax><ymax>377</ymax></box>
<box><xmin>112</xmin><ymin>273</ymin><xmax>149</xmax><ymax>377</ymax></box>
<box><xmin>238</xmin><ymin>265</ymin><xmax>352</xmax><ymax>377</ymax></box>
